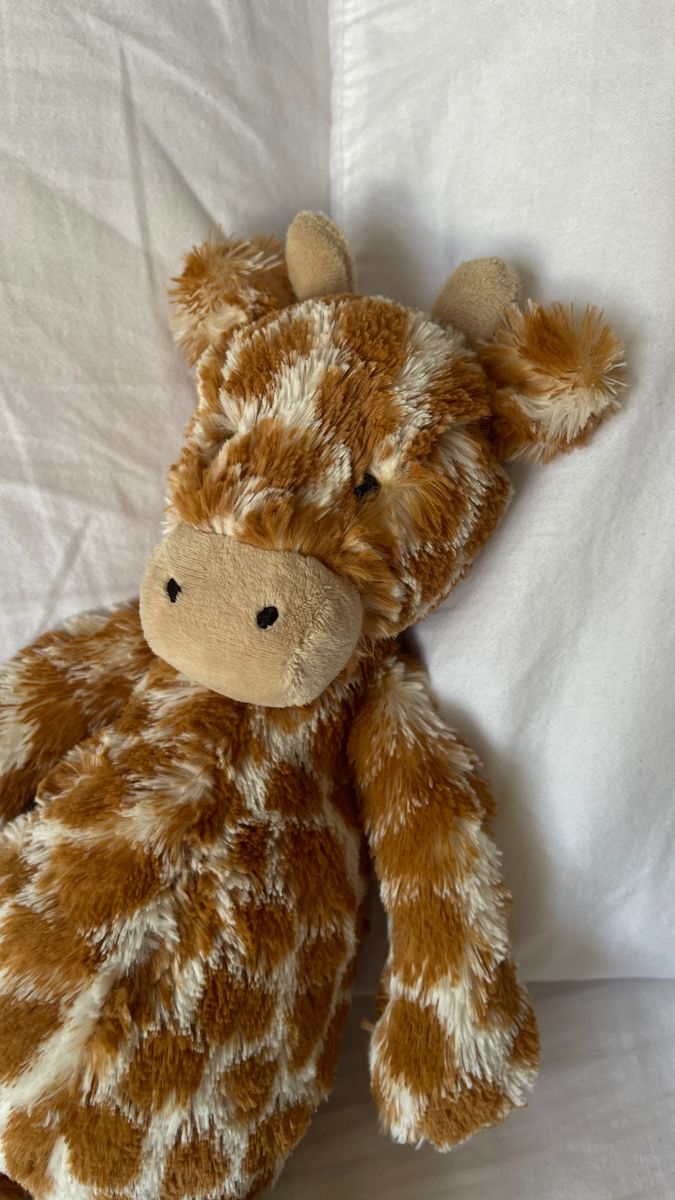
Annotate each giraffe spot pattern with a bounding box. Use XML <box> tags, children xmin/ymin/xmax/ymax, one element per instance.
<box><xmin>0</xmin><ymin>230</ymin><xmax>556</xmax><ymax>1193</ymax></box>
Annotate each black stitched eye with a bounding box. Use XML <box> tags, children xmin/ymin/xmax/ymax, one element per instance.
<box><xmin>256</xmin><ymin>606</ymin><xmax>279</xmax><ymax>629</ymax></box>
<box><xmin>354</xmin><ymin>473</ymin><xmax>380</xmax><ymax>500</ymax></box>
<box><xmin>166</xmin><ymin>578</ymin><xmax>182</xmax><ymax>603</ymax></box>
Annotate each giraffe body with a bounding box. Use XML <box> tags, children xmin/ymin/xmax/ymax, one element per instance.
<box><xmin>0</xmin><ymin>619</ymin><xmax>373</xmax><ymax>1199</ymax></box>
<box><xmin>0</xmin><ymin>213</ymin><xmax>625</xmax><ymax>1197</ymax></box>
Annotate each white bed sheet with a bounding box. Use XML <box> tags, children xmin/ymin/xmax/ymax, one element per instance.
<box><xmin>277</xmin><ymin>979</ymin><xmax>675</xmax><ymax>1200</ymax></box>
<box><xmin>1</xmin><ymin>0</ymin><xmax>674</xmax><ymax>988</ymax></box>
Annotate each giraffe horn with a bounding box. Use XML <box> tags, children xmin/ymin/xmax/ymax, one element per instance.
<box><xmin>286</xmin><ymin>211</ymin><xmax>355</xmax><ymax>300</ymax></box>
<box><xmin>432</xmin><ymin>257</ymin><xmax>521</xmax><ymax>343</ymax></box>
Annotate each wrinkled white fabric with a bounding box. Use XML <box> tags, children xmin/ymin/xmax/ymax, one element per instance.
<box><xmin>1</xmin><ymin>0</ymin><xmax>674</xmax><ymax>991</ymax></box>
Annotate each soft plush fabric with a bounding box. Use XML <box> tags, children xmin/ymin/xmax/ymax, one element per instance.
<box><xmin>140</xmin><ymin>523</ymin><xmax>363</xmax><ymax>707</ymax></box>
<box><xmin>286</xmin><ymin>211</ymin><xmax>356</xmax><ymax>299</ymax></box>
<box><xmin>7</xmin><ymin>212</ymin><xmax>581</xmax><ymax>1194</ymax></box>
<box><xmin>0</xmin><ymin>0</ymin><xmax>673</xmax><ymax>994</ymax></box>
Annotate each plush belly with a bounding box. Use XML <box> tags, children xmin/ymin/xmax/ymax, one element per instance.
<box><xmin>0</xmin><ymin>687</ymin><xmax>367</xmax><ymax>1199</ymax></box>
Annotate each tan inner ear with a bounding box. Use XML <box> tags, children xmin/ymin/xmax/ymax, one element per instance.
<box><xmin>286</xmin><ymin>211</ymin><xmax>355</xmax><ymax>300</ymax></box>
<box><xmin>432</xmin><ymin>257</ymin><xmax>521</xmax><ymax>342</ymax></box>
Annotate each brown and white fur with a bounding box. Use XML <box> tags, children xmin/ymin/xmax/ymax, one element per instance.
<box><xmin>0</xmin><ymin>213</ymin><xmax>624</xmax><ymax>1199</ymax></box>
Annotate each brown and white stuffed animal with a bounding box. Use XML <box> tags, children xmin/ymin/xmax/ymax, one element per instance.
<box><xmin>0</xmin><ymin>213</ymin><xmax>624</xmax><ymax>1200</ymax></box>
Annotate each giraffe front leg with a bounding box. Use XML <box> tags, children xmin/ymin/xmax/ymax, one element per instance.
<box><xmin>370</xmin><ymin>940</ymin><xmax>538</xmax><ymax>1148</ymax></box>
<box><xmin>349</xmin><ymin>650</ymin><xmax>539</xmax><ymax>1150</ymax></box>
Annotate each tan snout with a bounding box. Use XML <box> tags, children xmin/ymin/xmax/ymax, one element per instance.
<box><xmin>139</xmin><ymin>524</ymin><xmax>363</xmax><ymax>707</ymax></box>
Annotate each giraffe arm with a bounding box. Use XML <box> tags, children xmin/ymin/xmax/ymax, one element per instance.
<box><xmin>348</xmin><ymin>649</ymin><xmax>539</xmax><ymax>1150</ymax></box>
<box><xmin>0</xmin><ymin>602</ymin><xmax>154</xmax><ymax>826</ymax></box>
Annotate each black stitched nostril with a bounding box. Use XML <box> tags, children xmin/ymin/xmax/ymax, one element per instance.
<box><xmin>256</xmin><ymin>606</ymin><xmax>279</xmax><ymax>630</ymax></box>
<box><xmin>166</xmin><ymin>578</ymin><xmax>182</xmax><ymax>603</ymax></box>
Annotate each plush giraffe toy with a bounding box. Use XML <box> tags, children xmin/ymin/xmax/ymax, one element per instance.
<box><xmin>0</xmin><ymin>212</ymin><xmax>624</xmax><ymax>1200</ymax></box>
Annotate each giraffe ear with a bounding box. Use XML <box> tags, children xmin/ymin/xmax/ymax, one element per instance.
<box><xmin>431</xmin><ymin>257</ymin><xmax>521</xmax><ymax>343</ymax></box>
<box><xmin>286</xmin><ymin>211</ymin><xmax>355</xmax><ymax>300</ymax></box>
<box><xmin>433</xmin><ymin>260</ymin><xmax>625</xmax><ymax>461</ymax></box>
<box><xmin>170</xmin><ymin>234</ymin><xmax>294</xmax><ymax>365</ymax></box>
<box><xmin>476</xmin><ymin>302</ymin><xmax>626</xmax><ymax>462</ymax></box>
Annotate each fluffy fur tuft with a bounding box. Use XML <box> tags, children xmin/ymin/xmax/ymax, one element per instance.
<box><xmin>169</xmin><ymin>235</ymin><xmax>294</xmax><ymax>365</ymax></box>
<box><xmin>478</xmin><ymin>301</ymin><xmax>625</xmax><ymax>461</ymax></box>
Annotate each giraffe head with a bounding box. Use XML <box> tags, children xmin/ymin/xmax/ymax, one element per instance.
<box><xmin>140</xmin><ymin>213</ymin><xmax>624</xmax><ymax>706</ymax></box>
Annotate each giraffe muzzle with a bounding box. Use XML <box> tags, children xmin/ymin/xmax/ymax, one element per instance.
<box><xmin>140</xmin><ymin>523</ymin><xmax>363</xmax><ymax>707</ymax></box>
